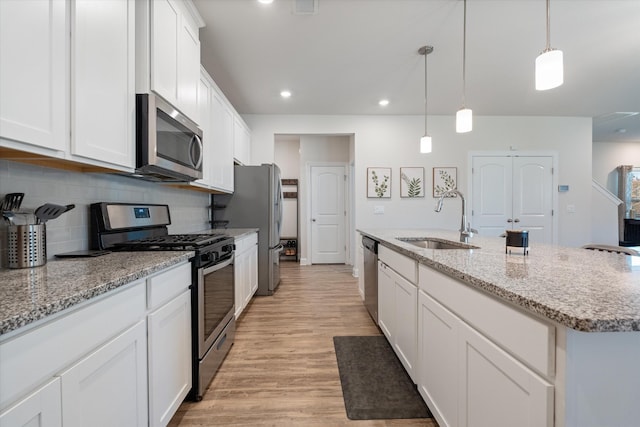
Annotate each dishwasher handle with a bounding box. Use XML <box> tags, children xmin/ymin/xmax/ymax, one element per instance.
<box><xmin>362</xmin><ymin>236</ymin><xmax>378</xmax><ymax>254</ymax></box>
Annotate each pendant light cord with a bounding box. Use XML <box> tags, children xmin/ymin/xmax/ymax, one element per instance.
<box><xmin>462</xmin><ymin>0</ymin><xmax>467</xmax><ymax>107</ymax></box>
<box><xmin>424</xmin><ymin>49</ymin><xmax>428</xmax><ymax>135</ymax></box>
<box><xmin>545</xmin><ymin>0</ymin><xmax>551</xmax><ymax>51</ymax></box>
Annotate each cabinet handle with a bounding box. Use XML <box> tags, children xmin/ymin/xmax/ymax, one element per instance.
<box><xmin>312</xmin><ymin>218</ymin><xmax>316</xmax><ymax>222</ymax></box>
<box><xmin>507</xmin><ymin>218</ymin><xmax>513</xmax><ymax>223</ymax></box>
<box><xmin>514</xmin><ymin>218</ymin><xmax>520</xmax><ymax>223</ymax></box>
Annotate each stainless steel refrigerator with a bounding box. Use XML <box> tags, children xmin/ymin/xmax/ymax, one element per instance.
<box><xmin>216</xmin><ymin>164</ymin><xmax>284</xmax><ymax>295</ymax></box>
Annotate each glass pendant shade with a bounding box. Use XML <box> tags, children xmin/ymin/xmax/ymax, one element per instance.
<box><xmin>535</xmin><ymin>49</ymin><xmax>563</xmax><ymax>90</ymax></box>
<box><xmin>456</xmin><ymin>108</ymin><xmax>473</xmax><ymax>133</ymax></box>
<box><xmin>420</xmin><ymin>135</ymin><xmax>432</xmax><ymax>153</ymax></box>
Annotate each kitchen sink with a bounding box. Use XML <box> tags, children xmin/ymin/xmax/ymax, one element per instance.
<box><xmin>397</xmin><ymin>237</ymin><xmax>479</xmax><ymax>250</ymax></box>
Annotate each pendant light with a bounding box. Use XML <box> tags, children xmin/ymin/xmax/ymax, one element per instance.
<box><xmin>535</xmin><ymin>0</ymin><xmax>563</xmax><ymax>90</ymax></box>
<box><xmin>419</xmin><ymin>45</ymin><xmax>433</xmax><ymax>153</ymax></box>
<box><xmin>456</xmin><ymin>0</ymin><xmax>472</xmax><ymax>133</ymax></box>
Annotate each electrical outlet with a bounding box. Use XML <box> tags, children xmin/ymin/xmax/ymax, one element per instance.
<box><xmin>374</xmin><ymin>205</ymin><xmax>384</xmax><ymax>215</ymax></box>
<box><xmin>567</xmin><ymin>204</ymin><xmax>576</xmax><ymax>213</ymax></box>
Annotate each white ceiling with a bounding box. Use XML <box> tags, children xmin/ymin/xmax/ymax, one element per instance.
<box><xmin>193</xmin><ymin>0</ymin><xmax>640</xmax><ymax>143</ymax></box>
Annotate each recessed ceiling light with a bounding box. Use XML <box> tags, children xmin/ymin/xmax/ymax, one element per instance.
<box><xmin>378</xmin><ymin>99</ymin><xmax>389</xmax><ymax>107</ymax></box>
<box><xmin>258</xmin><ymin>0</ymin><xmax>274</xmax><ymax>4</ymax></box>
<box><xmin>280</xmin><ymin>90</ymin><xmax>292</xmax><ymax>98</ymax></box>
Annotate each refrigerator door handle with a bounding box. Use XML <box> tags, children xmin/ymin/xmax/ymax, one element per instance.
<box><xmin>277</xmin><ymin>178</ymin><xmax>283</xmax><ymax>239</ymax></box>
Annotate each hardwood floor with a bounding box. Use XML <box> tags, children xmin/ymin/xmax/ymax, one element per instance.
<box><xmin>169</xmin><ymin>262</ymin><xmax>438</xmax><ymax>427</ymax></box>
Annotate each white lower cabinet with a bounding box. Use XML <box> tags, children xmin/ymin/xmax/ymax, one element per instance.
<box><xmin>418</xmin><ymin>285</ymin><xmax>553</xmax><ymax>427</ymax></box>
<box><xmin>148</xmin><ymin>290</ymin><xmax>192</xmax><ymax>427</ymax></box>
<box><xmin>0</xmin><ymin>378</ymin><xmax>61</xmax><ymax>427</ymax></box>
<box><xmin>0</xmin><ymin>261</ymin><xmax>192</xmax><ymax>427</ymax></box>
<box><xmin>458</xmin><ymin>321</ymin><xmax>553</xmax><ymax>427</ymax></box>
<box><xmin>249</xmin><ymin>243</ymin><xmax>258</xmax><ymax>296</ymax></box>
<box><xmin>418</xmin><ymin>290</ymin><xmax>459</xmax><ymax>427</ymax></box>
<box><xmin>59</xmin><ymin>320</ymin><xmax>148</xmax><ymax>427</ymax></box>
<box><xmin>377</xmin><ymin>259</ymin><xmax>417</xmax><ymax>382</ymax></box>
<box><xmin>234</xmin><ymin>232</ymin><xmax>258</xmax><ymax>318</ymax></box>
<box><xmin>392</xmin><ymin>270</ymin><xmax>417</xmax><ymax>380</ymax></box>
<box><xmin>377</xmin><ymin>261</ymin><xmax>395</xmax><ymax>340</ymax></box>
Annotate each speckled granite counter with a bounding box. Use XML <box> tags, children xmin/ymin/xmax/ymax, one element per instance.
<box><xmin>359</xmin><ymin>229</ymin><xmax>640</xmax><ymax>332</ymax></box>
<box><xmin>0</xmin><ymin>251</ymin><xmax>193</xmax><ymax>336</ymax></box>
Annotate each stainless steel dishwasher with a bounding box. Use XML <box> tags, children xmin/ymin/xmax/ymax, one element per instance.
<box><xmin>362</xmin><ymin>236</ymin><xmax>379</xmax><ymax>324</ymax></box>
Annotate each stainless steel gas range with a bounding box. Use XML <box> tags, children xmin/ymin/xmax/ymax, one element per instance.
<box><xmin>90</xmin><ymin>202</ymin><xmax>235</xmax><ymax>401</ymax></box>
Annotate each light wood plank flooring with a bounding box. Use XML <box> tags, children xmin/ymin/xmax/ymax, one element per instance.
<box><xmin>169</xmin><ymin>262</ymin><xmax>438</xmax><ymax>427</ymax></box>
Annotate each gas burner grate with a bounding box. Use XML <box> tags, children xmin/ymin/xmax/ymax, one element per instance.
<box><xmin>117</xmin><ymin>233</ymin><xmax>228</xmax><ymax>250</ymax></box>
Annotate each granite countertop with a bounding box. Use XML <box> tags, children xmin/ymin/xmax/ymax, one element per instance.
<box><xmin>359</xmin><ymin>229</ymin><xmax>640</xmax><ymax>332</ymax></box>
<box><xmin>0</xmin><ymin>251</ymin><xmax>193</xmax><ymax>337</ymax></box>
<box><xmin>0</xmin><ymin>228</ymin><xmax>259</xmax><ymax>337</ymax></box>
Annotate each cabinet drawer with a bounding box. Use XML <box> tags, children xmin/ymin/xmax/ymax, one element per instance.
<box><xmin>379</xmin><ymin>245</ymin><xmax>417</xmax><ymax>283</ymax></box>
<box><xmin>147</xmin><ymin>261</ymin><xmax>191</xmax><ymax>310</ymax></box>
<box><xmin>235</xmin><ymin>232</ymin><xmax>257</xmax><ymax>255</ymax></box>
<box><xmin>418</xmin><ymin>264</ymin><xmax>555</xmax><ymax>378</ymax></box>
<box><xmin>0</xmin><ymin>281</ymin><xmax>145</xmax><ymax>408</ymax></box>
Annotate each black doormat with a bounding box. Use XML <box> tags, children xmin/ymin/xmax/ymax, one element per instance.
<box><xmin>333</xmin><ymin>335</ymin><xmax>432</xmax><ymax>420</ymax></box>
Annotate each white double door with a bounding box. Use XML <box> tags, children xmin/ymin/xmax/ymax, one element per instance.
<box><xmin>471</xmin><ymin>155</ymin><xmax>554</xmax><ymax>244</ymax></box>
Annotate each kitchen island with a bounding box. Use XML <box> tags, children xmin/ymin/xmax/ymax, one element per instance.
<box><xmin>359</xmin><ymin>228</ymin><xmax>640</xmax><ymax>427</ymax></box>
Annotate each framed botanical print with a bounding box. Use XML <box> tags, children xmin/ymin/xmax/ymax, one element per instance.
<box><xmin>367</xmin><ymin>167</ymin><xmax>391</xmax><ymax>198</ymax></box>
<box><xmin>400</xmin><ymin>167</ymin><xmax>424</xmax><ymax>198</ymax></box>
<box><xmin>433</xmin><ymin>167</ymin><xmax>457</xmax><ymax>197</ymax></box>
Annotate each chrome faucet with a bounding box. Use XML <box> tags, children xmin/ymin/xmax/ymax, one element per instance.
<box><xmin>434</xmin><ymin>189</ymin><xmax>477</xmax><ymax>243</ymax></box>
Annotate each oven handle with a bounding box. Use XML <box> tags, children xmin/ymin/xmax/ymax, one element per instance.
<box><xmin>202</xmin><ymin>253</ymin><xmax>234</xmax><ymax>275</ymax></box>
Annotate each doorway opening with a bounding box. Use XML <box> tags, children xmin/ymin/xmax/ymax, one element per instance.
<box><xmin>274</xmin><ymin>134</ymin><xmax>355</xmax><ymax>266</ymax></box>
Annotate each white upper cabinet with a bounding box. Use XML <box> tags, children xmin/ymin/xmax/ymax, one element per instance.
<box><xmin>210</xmin><ymin>82</ymin><xmax>235</xmax><ymax>192</ymax></box>
<box><xmin>140</xmin><ymin>0</ymin><xmax>203</xmax><ymax>124</ymax></box>
<box><xmin>233</xmin><ymin>116</ymin><xmax>251</xmax><ymax>166</ymax></box>
<box><xmin>0</xmin><ymin>0</ymin><xmax>67</xmax><ymax>154</ymax></box>
<box><xmin>150</xmin><ymin>0</ymin><xmax>179</xmax><ymax>107</ymax></box>
<box><xmin>177</xmin><ymin>10</ymin><xmax>200</xmax><ymax>121</ymax></box>
<box><xmin>0</xmin><ymin>0</ymin><xmax>135</xmax><ymax>170</ymax></box>
<box><xmin>196</xmin><ymin>72</ymin><xmax>213</xmax><ymax>187</ymax></box>
<box><xmin>194</xmin><ymin>68</ymin><xmax>234</xmax><ymax>193</ymax></box>
<box><xmin>71</xmin><ymin>0</ymin><xmax>135</xmax><ymax>168</ymax></box>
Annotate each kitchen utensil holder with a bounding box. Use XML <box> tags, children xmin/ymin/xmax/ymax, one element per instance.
<box><xmin>8</xmin><ymin>224</ymin><xmax>47</xmax><ymax>268</ymax></box>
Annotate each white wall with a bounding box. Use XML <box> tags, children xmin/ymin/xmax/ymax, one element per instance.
<box><xmin>274</xmin><ymin>136</ymin><xmax>300</xmax><ymax>179</ymax></box>
<box><xmin>245</xmin><ymin>114</ymin><xmax>592</xmax><ymax>248</ymax></box>
<box><xmin>592</xmin><ymin>141</ymin><xmax>640</xmax><ymax>194</ymax></box>
<box><xmin>0</xmin><ymin>160</ymin><xmax>210</xmax><ymax>265</ymax></box>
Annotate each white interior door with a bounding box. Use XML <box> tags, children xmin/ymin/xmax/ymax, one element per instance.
<box><xmin>512</xmin><ymin>157</ymin><xmax>554</xmax><ymax>244</ymax></box>
<box><xmin>472</xmin><ymin>157</ymin><xmax>513</xmax><ymax>237</ymax></box>
<box><xmin>310</xmin><ymin>166</ymin><xmax>346</xmax><ymax>264</ymax></box>
<box><xmin>472</xmin><ymin>155</ymin><xmax>554</xmax><ymax>244</ymax></box>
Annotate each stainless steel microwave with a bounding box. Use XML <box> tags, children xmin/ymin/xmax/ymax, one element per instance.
<box><xmin>135</xmin><ymin>93</ymin><xmax>203</xmax><ymax>182</ymax></box>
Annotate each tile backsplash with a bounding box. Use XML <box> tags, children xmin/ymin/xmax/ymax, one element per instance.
<box><xmin>0</xmin><ymin>160</ymin><xmax>211</xmax><ymax>265</ymax></box>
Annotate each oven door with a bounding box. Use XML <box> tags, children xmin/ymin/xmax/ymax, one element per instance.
<box><xmin>197</xmin><ymin>253</ymin><xmax>235</xmax><ymax>359</ymax></box>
